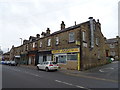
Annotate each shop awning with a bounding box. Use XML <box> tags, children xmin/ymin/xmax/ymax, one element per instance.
<box><xmin>14</xmin><ymin>55</ymin><xmax>20</xmax><ymax>58</ymax></box>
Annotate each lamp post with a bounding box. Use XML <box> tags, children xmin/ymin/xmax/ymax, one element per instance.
<box><xmin>19</xmin><ymin>38</ymin><xmax>22</xmax><ymax>66</ymax></box>
<box><xmin>20</xmin><ymin>38</ymin><xmax>22</xmax><ymax>45</ymax></box>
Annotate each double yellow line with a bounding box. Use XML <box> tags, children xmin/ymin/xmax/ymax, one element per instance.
<box><xmin>64</xmin><ymin>72</ymin><xmax>118</xmax><ymax>83</ymax></box>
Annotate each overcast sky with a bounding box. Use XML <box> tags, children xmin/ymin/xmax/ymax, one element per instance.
<box><xmin>0</xmin><ymin>0</ymin><xmax>119</xmax><ymax>52</ymax></box>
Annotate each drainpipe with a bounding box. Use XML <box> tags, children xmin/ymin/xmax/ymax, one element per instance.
<box><xmin>80</xmin><ymin>27</ymin><xmax>83</xmax><ymax>71</ymax></box>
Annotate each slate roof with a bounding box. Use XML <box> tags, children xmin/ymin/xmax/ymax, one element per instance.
<box><xmin>106</xmin><ymin>38</ymin><xmax>118</xmax><ymax>44</ymax></box>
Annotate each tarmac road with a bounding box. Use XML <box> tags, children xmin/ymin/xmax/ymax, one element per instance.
<box><xmin>1</xmin><ymin>61</ymin><xmax>119</xmax><ymax>89</ymax></box>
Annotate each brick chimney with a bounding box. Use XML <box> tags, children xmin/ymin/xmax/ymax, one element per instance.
<box><xmin>61</xmin><ymin>21</ymin><xmax>65</xmax><ymax>30</ymax></box>
<box><xmin>36</xmin><ymin>34</ymin><xmax>40</xmax><ymax>38</ymax></box>
<box><xmin>41</xmin><ymin>32</ymin><xmax>46</xmax><ymax>37</ymax></box>
<box><xmin>46</xmin><ymin>28</ymin><xmax>50</xmax><ymax>35</ymax></box>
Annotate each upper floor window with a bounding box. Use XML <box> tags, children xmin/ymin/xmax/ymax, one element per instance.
<box><xmin>56</xmin><ymin>37</ymin><xmax>59</xmax><ymax>45</ymax></box>
<box><xmin>40</xmin><ymin>41</ymin><xmax>42</xmax><ymax>47</ymax></box>
<box><xmin>110</xmin><ymin>44</ymin><xmax>115</xmax><ymax>48</ymax></box>
<box><xmin>47</xmin><ymin>39</ymin><xmax>51</xmax><ymax>46</ymax></box>
<box><xmin>69</xmin><ymin>32</ymin><xmax>75</xmax><ymax>42</ymax></box>
<box><xmin>82</xmin><ymin>31</ymin><xmax>86</xmax><ymax>41</ymax></box>
<box><xmin>96</xmin><ymin>38</ymin><xmax>99</xmax><ymax>46</ymax></box>
<box><xmin>26</xmin><ymin>45</ymin><xmax>28</xmax><ymax>51</ymax></box>
<box><xmin>33</xmin><ymin>42</ymin><xmax>35</xmax><ymax>48</ymax></box>
<box><xmin>110</xmin><ymin>51</ymin><xmax>115</xmax><ymax>56</ymax></box>
<box><xmin>93</xmin><ymin>23</ymin><xmax>96</xmax><ymax>31</ymax></box>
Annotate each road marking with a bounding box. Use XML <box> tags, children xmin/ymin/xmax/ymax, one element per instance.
<box><xmin>99</xmin><ymin>69</ymin><xmax>104</xmax><ymax>72</ymax></box>
<box><xmin>55</xmin><ymin>80</ymin><xmax>90</xmax><ymax>90</ymax></box>
<box><xmin>64</xmin><ymin>72</ymin><xmax>118</xmax><ymax>83</ymax></box>
<box><xmin>55</xmin><ymin>80</ymin><xmax>72</xmax><ymax>85</ymax></box>
<box><xmin>99</xmin><ymin>67</ymin><xmax>114</xmax><ymax>72</ymax></box>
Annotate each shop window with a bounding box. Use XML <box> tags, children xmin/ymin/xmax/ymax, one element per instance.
<box><xmin>47</xmin><ymin>39</ymin><xmax>51</xmax><ymax>46</ymax></box>
<box><xmin>47</xmin><ymin>55</ymin><xmax>52</xmax><ymax>61</ymax></box>
<box><xmin>69</xmin><ymin>32</ymin><xmax>75</xmax><ymax>43</ymax></box>
<box><xmin>67</xmin><ymin>54</ymin><xmax>77</xmax><ymax>61</ymax></box>
<box><xmin>58</xmin><ymin>55</ymin><xmax>67</xmax><ymax>64</ymax></box>
<box><xmin>56</xmin><ymin>37</ymin><xmax>59</xmax><ymax>45</ymax></box>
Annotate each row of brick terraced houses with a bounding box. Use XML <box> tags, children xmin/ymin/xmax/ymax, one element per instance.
<box><xmin>7</xmin><ymin>17</ymin><xmax>120</xmax><ymax>70</ymax></box>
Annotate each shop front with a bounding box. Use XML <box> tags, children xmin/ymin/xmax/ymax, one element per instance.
<box><xmin>52</xmin><ymin>48</ymin><xmax>80</xmax><ymax>70</ymax></box>
<box><xmin>20</xmin><ymin>53</ymin><xmax>28</xmax><ymax>65</ymax></box>
<box><xmin>28</xmin><ymin>51</ymin><xmax>37</xmax><ymax>65</ymax></box>
<box><xmin>37</xmin><ymin>50</ymin><xmax>52</xmax><ymax>64</ymax></box>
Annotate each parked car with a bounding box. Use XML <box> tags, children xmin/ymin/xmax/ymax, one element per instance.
<box><xmin>0</xmin><ymin>61</ymin><xmax>3</xmax><ymax>64</ymax></box>
<box><xmin>6</xmin><ymin>61</ymin><xmax>11</xmax><ymax>65</ymax></box>
<box><xmin>9</xmin><ymin>61</ymin><xmax>17</xmax><ymax>66</ymax></box>
<box><xmin>37</xmin><ymin>61</ymin><xmax>59</xmax><ymax>72</ymax></box>
<box><xmin>1</xmin><ymin>61</ymin><xmax>5</xmax><ymax>64</ymax></box>
<box><xmin>4</xmin><ymin>61</ymin><xmax>8</xmax><ymax>65</ymax></box>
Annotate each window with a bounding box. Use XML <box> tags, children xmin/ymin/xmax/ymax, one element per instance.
<box><xmin>47</xmin><ymin>39</ymin><xmax>51</xmax><ymax>46</ymax></box>
<box><xmin>82</xmin><ymin>32</ymin><xmax>86</xmax><ymax>41</ymax></box>
<box><xmin>110</xmin><ymin>44</ymin><xmax>115</xmax><ymax>48</ymax></box>
<box><xmin>67</xmin><ymin>54</ymin><xmax>77</xmax><ymax>61</ymax></box>
<box><xmin>93</xmin><ymin>23</ymin><xmax>96</xmax><ymax>31</ymax></box>
<box><xmin>69</xmin><ymin>32</ymin><xmax>75</xmax><ymax>42</ymax></box>
<box><xmin>40</xmin><ymin>41</ymin><xmax>42</xmax><ymax>47</ymax></box>
<box><xmin>110</xmin><ymin>51</ymin><xmax>115</xmax><ymax>56</ymax></box>
<box><xmin>33</xmin><ymin>42</ymin><xmax>35</xmax><ymax>48</ymax></box>
<box><xmin>96</xmin><ymin>38</ymin><xmax>98</xmax><ymax>45</ymax></box>
<box><xmin>56</xmin><ymin>37</ymin><xmax>59</xmax><ymax>45</ymax></box>
<box><xmin>58</xmin><ymin>55</ymin><xmax>67</xmax><ymax>64</ymax></box>
<box><xmin>26</xmin><ymin>45</ymin><xmax>28</xmax><ymax>51</ymax></box>
<box><xmin>98</xmin><ymin>51</ymin><xmax>100</xmax><ymax>60</ymax></box>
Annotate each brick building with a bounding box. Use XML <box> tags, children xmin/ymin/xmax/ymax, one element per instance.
<box><xmin>0</xmin><ymin>48</ymin><xmax>3</xmax><ymax>61</ymax></box>
<box><xmin>106</xmin><ymin>36</ymin><xmax>120</xmax><ymax>61</ymax></box>
<box><xmin>35</xmin><ymin>17</ymin><xmax>107</xmax><ymax>70</ymax></box>
<box><xmin>9</xmin><ymin>17</ymin><xmax>109</xmax><ymax>70</ymax></box>
<box><xmin>2</xmin><ymin>52</ymin><xmax>10</xmax><ymax>61</ymax></box>
<box><xmin>9</xmin><ymin>45</ymin><xmax>21</xmax><ymax>63</ymax></box>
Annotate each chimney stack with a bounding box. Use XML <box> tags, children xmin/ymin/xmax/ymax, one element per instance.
<box><xmin>46</xmin><ymin>28</ymin><xmax>50</xmax><ymax>35</ymax></box>
<box><xmin>88</xmin><ymin>17</ymin><xmax>93</xmax><ymax>20</ymax></box>
<box><xmin>75</xmin><ymin>21</ymin><xmax>76</xmax><ymax>25</ymax></box>
<box><xmin>41</xmin><ymin>32</ymin><xmax>46</xmax><ymax>37</ymax></box>
<box><xmin>36</xmin><ymin>34</ymin><xmax>40</xmax><ymax>38</ymax></box>
<box><xmin>61</xmin><ymin>21</ymin><xmax>65</xmax><ymax>30</ymax></box>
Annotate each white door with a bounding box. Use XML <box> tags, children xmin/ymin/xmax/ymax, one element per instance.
<box><xmin>39</xmin><ymin>55</ymin><xmax>43</xmax><ymax>64</ymax></box>
<box><xmin>47</xmin><ymin>55</ymin><xmax>52</xmax><ymax>61</ymax></box>
<box><xmin>29</xmin><ymin>56</ymin><xmax>31</xmax><ymax>64</ymax></box>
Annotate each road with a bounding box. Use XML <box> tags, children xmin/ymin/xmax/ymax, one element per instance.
<box><xmin>2</xmin><ymin>61</ymin><xmax>119</xmax><ymax>89</ymax></box>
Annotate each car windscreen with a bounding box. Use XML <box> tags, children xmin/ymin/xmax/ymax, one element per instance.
<box><xmin>50</xmin><ymin>62</ymin><xmax>57</xmax><ymax>64</ymax></box>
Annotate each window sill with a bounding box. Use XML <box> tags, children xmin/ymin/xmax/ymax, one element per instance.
<box><xmin>68</xmin><ymin>41</ymin><xmax>75</xmax><ymax>43</ymax></box>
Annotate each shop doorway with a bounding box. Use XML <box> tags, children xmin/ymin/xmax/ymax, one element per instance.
<box><xmin>43</xmin><ymin>56</ymin><xmax>47</xmax><ymax>62</ymax></box>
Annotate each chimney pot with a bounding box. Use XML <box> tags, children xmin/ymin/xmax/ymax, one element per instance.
<box><xmin>46</xmin><ymin>28</ymin><xmax>50</xmax><ymax>35</ymax></box>
<box><xmin>36</xmin><ymin>34</ymin><xmax>40</xmax><ymax>38</ymax></box>
<box><xmin>75</xmin><ymin>21</ymin><xmax>76</xmax><ymax>25</ymax></box>
<box><xmin>61</xmin><ymin>21</ymin><xmax>65</xmax><ymax>30</ymax></box>
<box><xmin>88</xmin><ymin>17</ymin><xmax>93</xmax><ymax>19</ymax></box>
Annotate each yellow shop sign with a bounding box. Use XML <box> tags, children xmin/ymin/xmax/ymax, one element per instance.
<box><xmin>52</xmin><ymin>48</ymin><xmax>80</xmax><ymax>54</ymax></box>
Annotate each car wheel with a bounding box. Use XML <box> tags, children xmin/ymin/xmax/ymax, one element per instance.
<box><xmin>37</xmin><ymin>66</ymin><xmax>39</xmax><ymax>70</ymax></box>
<box><xmin>45</xmin><ymin>67</ymin><xmax>49</xmax><ymax>72</ymax></box>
